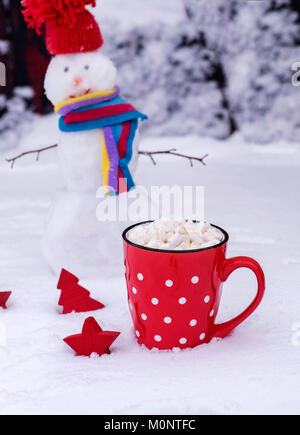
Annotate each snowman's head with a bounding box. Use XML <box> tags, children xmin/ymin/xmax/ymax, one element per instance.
<box><xmin>44</xmin><ymin>51</ymin><xmax>117</xmax><ymax>106</ymax></box>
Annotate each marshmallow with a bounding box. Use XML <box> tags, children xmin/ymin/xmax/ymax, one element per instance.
<box><xmin>168</xmin><ymin>233</ymin><xmax>186</xmax><ymax>250</ymax></box>
<box><xmin>127</xmin><ymin>219</ymin><xmax>224</xmax><ymax>251</ymax></box>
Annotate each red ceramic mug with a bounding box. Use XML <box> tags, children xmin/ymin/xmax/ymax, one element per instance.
<box><xmin>122</xmin><ymin>222</ymin><xmax>265</xmax><ymax>350</ymax></box>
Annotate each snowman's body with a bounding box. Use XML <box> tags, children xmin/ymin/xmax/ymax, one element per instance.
<box><xmin>43</xmin><ymin>51</ymin><xmax>140</xmax><ymax>277</ymax></box>
<box><xmin>57</xmin><ymin>129</ymin><xmax>139</xmax><ymax>192</ymax></box>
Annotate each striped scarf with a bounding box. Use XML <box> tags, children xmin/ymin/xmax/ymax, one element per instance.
<box><xmin>55</xmin><ymin>87</ymin><xmax>147</xmax><ymax>195</ymax></box>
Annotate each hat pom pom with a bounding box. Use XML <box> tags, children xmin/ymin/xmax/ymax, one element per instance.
<box><xmin>22</xmin><ymin>0</ymin><xmax>97</xmax><ymax>35</ymax></box>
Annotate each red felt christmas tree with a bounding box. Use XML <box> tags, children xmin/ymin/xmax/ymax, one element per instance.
<box><xmin>64</xmin><ymin>316</ymin><xmax>120</xmax><ymax>357</ymax></box>
<box><xmin>0</xmin><ymin>292</ymin><xmax>11</xmax><ymax>309</ymax></box>
<box><xmin>57</xmin><ymin>269</ymin><xmax>105</xmax><ymax>314</ymax></box>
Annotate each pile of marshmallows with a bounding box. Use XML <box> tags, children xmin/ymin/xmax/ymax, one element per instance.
<box><xmin>127</xmin><ymin>218</ymin><xmax>224</xmax><ymax>251</ymax></box>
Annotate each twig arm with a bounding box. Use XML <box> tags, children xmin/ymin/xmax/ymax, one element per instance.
<box><xmin>139</xmin><ymin>149</ymin><xmax>208</xmax><ymax>166</ymax></box>
<box><xmin>6</xmin><ymin>146</ymin><xmax>208</xmax><ymax>168</ymax></box>
<box><xmin>5</xmin><ymin>144</ymin><xmax>58</xmax><ymax>168</ymax></box>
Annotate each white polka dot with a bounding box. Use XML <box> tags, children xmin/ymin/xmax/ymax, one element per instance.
<box><xmin>178</xmin><ymin>297</ymin><xmax>187</xmax><ymax>305</ymax></box>
<box><xmin>129</xmin><ymin>301</ymin><xmax>133</xmax><ymax>310</ymax></box>
<box><xmin>151</xmin><ymin>298</ymin><xmax>159</xmax><ymax>305</ymax></box>
<box><xmin>179</xmin><ymin>337</ymin><xmax>187</xmax><ymax>345</ymax></box>
<box><xmin>154</xmin><ymin>335</ymin><xmax>162</xmax><ymax>342</ymax></box>
<box><xmin>132</xmin><ymin>287</ymin><xmax>137</xmax><ymax>295</ymax></box>
<box><xmin>204</xmin><ymin>295</ymin><xmax>210</xmax><ymax>303</ymax></box>
<box><xmin>190</xmin><ymin>319</ymin><xmax>197</xmax><ymax>327</ymax></box>
<box><xmin>141</xmin><ymin>313</ymin><xmax>147</xmax><ymax>320</ymax></box>
<box><xmin>200</xmin><ymin>333</ymin><xmax>206</xmax><ymax>341</ymax></box>
<box><xmin>164</xmin><ymin>316</ymin><xmax>172</xmax><ymax>324</ymax></box>
<box><xmin>137</xmin><ymin>273</ymin><xmax>144</xmax><ymax>281</ymax></box>
<box><xmin>191</xmin><ymin>276</ymin><xmax>199</xmax><ymax>284</ymax></box>
<box><xmin>165</xmin><ymin>280</ymin><xmax>173</xmax><ymax>287</ymax></box>
<box><xmin>136</xmin><ymin>330</ymin><xmax>140</xmax><ymax>337</ymax></box>
<box><xmin>209</xmin><ymin>309</ymin><xmax>215</xmax><ymax>317</ymax></box>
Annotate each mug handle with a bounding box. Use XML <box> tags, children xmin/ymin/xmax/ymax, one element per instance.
<box><xmin>211</xmin><ymin>256</ymin><xmax>265</xmax><ymax>340</ymax></box>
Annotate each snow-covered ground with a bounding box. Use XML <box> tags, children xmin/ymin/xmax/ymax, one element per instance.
<box><xmin>0</xmin><ymin>115</ymin><xmax>300</xmax><ymax>415</ymax></box>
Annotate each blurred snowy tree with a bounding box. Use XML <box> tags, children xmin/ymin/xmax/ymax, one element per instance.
<box><xmin>163</xmin><ymin>25</ymin><xmax>231</xmax><ymax>138</ymax></box>
<box><xmin>224</xmin><ymin>0</ymin><xmax>300</xmax><ymax>143</ymax></box>
<box><xmin>184</xmin><ymin>0</ymin><xmax>300</xmax><ymax>143</ymax></box>
<box><xmin>101</xmin><ymin>15</ymin><xmax>231</xmax><ymax>138</ymax></box>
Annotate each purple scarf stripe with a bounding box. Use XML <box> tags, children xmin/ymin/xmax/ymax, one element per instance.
<box><xmin>103</xmin><ymin>126</ymin><xmax>119</xmax><ymax>194</ymax></box>
<box><xmin>58</xmin><ymin>87</ymin><xmax>120</xmax><ymax>116</ymax></box>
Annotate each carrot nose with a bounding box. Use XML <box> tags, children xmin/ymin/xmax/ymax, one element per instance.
<box><xmin>73</xmin><ymin>76</ymin><xmax>83</xmax><ymax>86</ymax></box>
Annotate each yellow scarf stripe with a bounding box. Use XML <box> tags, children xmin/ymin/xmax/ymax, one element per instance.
<box><xmin>54</xmin><ymin>88</ymin><xmax>118</xmax><ymax>113</ymax></box>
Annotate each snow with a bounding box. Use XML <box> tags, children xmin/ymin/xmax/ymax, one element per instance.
<box><xmin>93</xmin><ymin>0</ymin><xmax>185</xmax><ymax>27</ymax></box>
<box><xmin>0</xmin><ymin>116</ymin><xmax>300</xmax><ymax>415</ymax></box>
<box><xmin>0</xmin><ymin>40</ymin><xmax>9</xmax><ymax>55</ymax></box>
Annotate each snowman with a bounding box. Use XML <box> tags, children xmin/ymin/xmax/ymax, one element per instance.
<box><xmin>22</xmin><ymin>0</ymin><xmax>147</xmax><ymax>277</ymax></box>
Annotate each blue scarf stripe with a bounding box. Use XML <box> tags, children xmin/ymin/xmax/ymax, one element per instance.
<box><xmin>112</xmin><ymin>124</ymin><xmax>123</xmax><ymax>145</ymax></box>
<box><xmin>119</xmin><ymin>120</ymin><xmax>138</xmax><ymax>191</ymax></box>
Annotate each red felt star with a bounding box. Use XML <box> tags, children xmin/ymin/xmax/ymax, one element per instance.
<box><xmin>64</xmin><ymin>317</ymin><xmax>120</xmax><ymax>357</ymax></box>
<box><xmin>57</xmin><ymin>269</ymin><xmax>105</xmax><ymax>314</ymax></box>
<box><xmin>0</xmin><ymin>292</ymin><xmax>11</xmax><ymax>309</ymax></box>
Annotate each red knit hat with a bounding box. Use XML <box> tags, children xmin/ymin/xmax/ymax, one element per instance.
<box><xmin>22</xmin><ymin>0</ymin><xmax>103</xmax><ymax>55</ymax></box>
